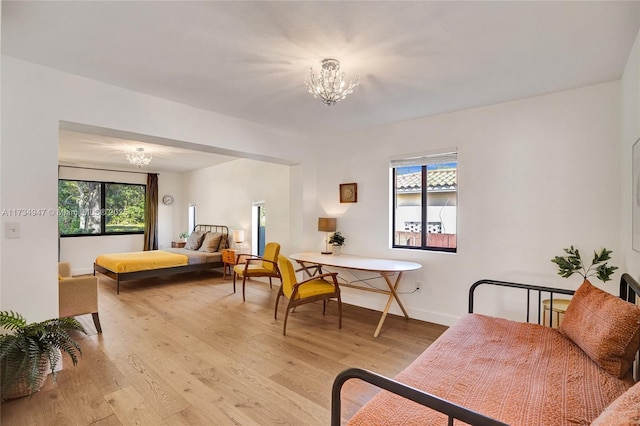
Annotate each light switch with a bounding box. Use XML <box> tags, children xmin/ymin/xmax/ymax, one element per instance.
<box><xmin>4</xmin><ymin>222</ymin><xmax>21</xmax><ymax>239</ymax></box>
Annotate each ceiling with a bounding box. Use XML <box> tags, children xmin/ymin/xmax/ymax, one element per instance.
<box><xmin>58</xmin><ymin>129</ymin><xmax>238</xmax><ymax>174</ymax></box>
<box><xmin>3</xmin><ymin>1</ymin><xmax>640</xmax><ymax>171</ymax></box>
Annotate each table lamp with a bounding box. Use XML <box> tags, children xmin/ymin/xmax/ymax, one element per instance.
<box><xmin>318</xmin><ymin>217</ymin><xmax>336</xmax><ymax>254</ymax></box>
<box><xmin>233</xmin><ymin>229</ymin><xmax>245</xmax><ymax>249</ymax></box>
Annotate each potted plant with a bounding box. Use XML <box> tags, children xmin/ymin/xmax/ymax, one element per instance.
<box><xmin>551</xmin><ymin>246</ymin><xmax>618</xmax><ymax>283</ymax></box>
<box><xmin>329</xmin><ymin>231</ymin><xmax>345</xmax><ymax>255</ymax></box>
<box><xmin>179</xmin><ymin>231</ymin><xmax>189</xmax><ymax>242</ymax></box>
<box><xmin>0</xmin><ymin>311</ymin><xmax>86</xmax><ymax>400</ymax></box>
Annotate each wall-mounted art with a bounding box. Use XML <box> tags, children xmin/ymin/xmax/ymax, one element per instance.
<box><xmin>340</xmin><ymin>183</ymin><xmax>357</xmax><ymax>203</ymax></box>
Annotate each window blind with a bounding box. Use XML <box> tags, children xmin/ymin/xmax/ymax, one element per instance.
<box><xmin>389</xmin><ymin>149</ymin><xmax>457</xmax><ymax>168</ymax></box>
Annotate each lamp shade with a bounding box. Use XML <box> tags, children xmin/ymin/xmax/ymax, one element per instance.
<box><xmin>233</xmin><ymin>230</ymin><xmax>245</xmax><ymax>243</ymax></box>
<box><xmin>318</xmin><ymin>217</ymin><xmax>336</xmax><ymax>233</ymax></box>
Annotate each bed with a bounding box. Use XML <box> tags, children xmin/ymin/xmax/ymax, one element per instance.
<box><xmin>94</xmin><ymin>224</ymin><xmax>229</xmax><ymax>294</ymax></box>
<box><xmin>332</xmin><ymin>274</ymin><xmax>640</xmax><ymax>426</ymax></box>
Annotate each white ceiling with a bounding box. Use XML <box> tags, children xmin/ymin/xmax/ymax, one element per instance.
<box><xmin>3</xmin><ymin>1</ymin><xmax>640</xmax><ymax>171</ymax></box>
<box><xmin>58</xmin><ymin>129</ymin><xmax>238</xmax><ymax>174</ymax></box>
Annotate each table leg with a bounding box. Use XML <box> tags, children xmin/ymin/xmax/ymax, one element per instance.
<box><xmin>373</xmin><ymin>272</ymin><xmax>410</xmax><ymax>338</ymax></box>
<box><xmin>295</xmin><ymin>261</ymin><xmax>323</xmax><ymax>278</ymax></box>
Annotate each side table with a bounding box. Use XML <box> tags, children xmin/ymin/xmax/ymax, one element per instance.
<box><xmin>542</xmin><ymin>298</ymin><xmax>571</xmax><ymax>328</ymax></box>
<box><xmin>171</xmin><ymin>241</ymin><xmax>186</xmax><ymax>248</ymax></box>
<box><xmin>222</xmin><ymin>249</ymin><xmax>250</xmax><ymax>280</ymax></box>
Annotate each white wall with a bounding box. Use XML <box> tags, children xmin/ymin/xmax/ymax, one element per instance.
<box><xmin>182</xmin><ymin>158</ymin><xmax>291</xmax><ymax>254</ymax></box>
<box><xmin>309</xmin><ymin>82</ymin><xmax>621</xmax><ymax>325</ymax></box>
<box><xmin>0</xmin><ymin>56</ymin><xmax>310</xmax><ymax>321</ymax></box>
<box><xmin>621</xmin><ymin>29</ymin><xmax>640</xmax><ymax>279</ymax></box>
<box><xmin>158</xmin><ymin>171</ymin><xmax>186</xmax><ymax>250</ymax></box>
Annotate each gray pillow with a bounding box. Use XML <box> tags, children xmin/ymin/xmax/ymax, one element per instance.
<box><xmin>199</xmin><ymin>232</ymin><xmax>223</xmax><ymax>253</ymax></box>
<box><xmin>184</xmin><ymin>230</ymin><xmax>206</xmax><ymax>250</ymax></box>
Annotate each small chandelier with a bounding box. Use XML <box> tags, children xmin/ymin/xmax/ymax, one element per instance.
<box><xmin>304</xmin><ymin>58</ymin><xmax>360</xmax><ymax>106</ymax></box>
<box><xmin>126</xmin><ymin>148</ymin><xmax>152</xmax><ymax>168</ymax></box>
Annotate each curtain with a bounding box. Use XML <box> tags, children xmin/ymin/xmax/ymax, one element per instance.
<box><xmin>143</xmin><ymin>173</ymin><xmax>159</xmax><ymax>251</ymax></box>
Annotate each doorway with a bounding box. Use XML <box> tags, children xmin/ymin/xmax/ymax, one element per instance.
<box><xmin>252</xmin><ymin>201</ymin><xmax>266</xmax><ymax>256</ymax></box>
<box><xmin>188</xmin><ymin>203</ymin><xmax>196</xmax><ymax>232</ymax></box>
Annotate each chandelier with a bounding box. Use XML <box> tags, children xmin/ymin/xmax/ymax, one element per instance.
<box><xmin>126</xmin><ymin>148</ymin><xmax>152</xmax><ymax>168</ymax></box>
<box><xmin>304</xmin><ymin>58</ymin><xmax>360</xmax><ymax>106</ymax></box>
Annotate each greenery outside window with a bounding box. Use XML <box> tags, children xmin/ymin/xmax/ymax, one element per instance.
<box><xmin>391</xmin><ymin>150</ymin><xmax>457</xmax><ymax>253</ymax></box>
<box><xmin>58</xmin><ymin>179</ymin><xmax>146</xmax><ymax>236</ymax></box>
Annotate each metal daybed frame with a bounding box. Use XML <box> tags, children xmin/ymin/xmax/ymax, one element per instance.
<box><xmin>331</xmin><ymin>273</ymin><xmax>640</xmax><ymax>426</ymax></box>
<box><xmin>94</xmin><ymin>224</ymin><xmax>229</xmax><ymax>294</ymax></box>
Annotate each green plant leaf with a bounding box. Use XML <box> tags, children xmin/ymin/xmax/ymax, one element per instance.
<box><xmin>552</xmin><ymin>246</ymin><xmax>617</xmax><ymax>284</ymax></box>
<box><xmin>0</xmin><ymin>311</ymin><xmax>27</xmax><ymax>331</ymax></box>
<box><xmin>0</xmin><ymin>313</ymin><xmax>86</xmax><ymax>400</ymax></box>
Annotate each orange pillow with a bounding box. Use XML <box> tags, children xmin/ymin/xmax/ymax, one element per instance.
<box><xmin>560</xmin><ymin>280</ymin><xmax>640</xmax><ymax>378</ymax></box>
<box><xmin>591</xmin><ymin>381</ymin><xmax>640</xmax><ymax>425</ymax></box>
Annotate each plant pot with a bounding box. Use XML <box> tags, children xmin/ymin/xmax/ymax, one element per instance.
<box><xmin>2</xmin><ymin>356</ymin><xmax>50</xmax><ymax>400</ymax></box>
<box><xmin>332</xmin><ymin>245</ymin><xmax>341</xmax><ymax>256</ymax></box>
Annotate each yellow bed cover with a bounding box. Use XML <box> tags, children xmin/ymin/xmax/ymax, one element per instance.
<box><xmin>96</xmin><ymin>250</ymin><xmax>189</xmax><ymax>273</ymax></box>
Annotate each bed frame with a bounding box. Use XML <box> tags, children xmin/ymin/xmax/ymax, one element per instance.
<box><xmin>94</xmin><ymin>224</ymin><xmax>229</xmax><ymax>294</ymax></box>
<box><xmin>331</xmin><ymin>273</ymin><xmax>640</xmax><ymax>426</ymax></box>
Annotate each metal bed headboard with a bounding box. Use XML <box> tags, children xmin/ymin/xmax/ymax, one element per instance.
<box><xmin>620</xmin><ymin>273</ymin><xmax>640</xmax><ymax>382</ymax></box>
<box><xmin>469</xmin><ymin>279</ymin><xmax>575</xmax><ymax>327</ymax></box>
<box><xmin>193</xmin><ymin>224</ymin><xmax>229</xmax><ymax>235</ymax></box>
<box><xmin>193</xmin><ymin>225</ymin><xmax>230</xmax><ymax>248</ymax></box>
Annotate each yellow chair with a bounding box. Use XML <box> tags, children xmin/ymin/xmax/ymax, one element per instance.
<box><xmin>58</xmin><ymin>262</ymin><xmax>102</xmax><ymax>333</ymax></box>
<box><xmin>233</xmin><ymin>242</ymin><xmax>281</xmax><ymax>301</ymax></box>
<box><xmin>275</xmin><ymin>255</ymin><xmax>342</xmax><ymax>336</ymax></box>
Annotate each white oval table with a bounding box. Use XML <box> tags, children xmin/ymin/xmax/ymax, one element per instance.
<box><xmin>289</xmin><ymin>252</ymin><xmax>422</xmax><ymax>337</ymax></box>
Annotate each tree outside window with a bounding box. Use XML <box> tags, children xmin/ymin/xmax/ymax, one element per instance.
<box><xmin>58</xmin><ymin>179</ymin><xmax>145</xmax><ymax>236</ymax></box>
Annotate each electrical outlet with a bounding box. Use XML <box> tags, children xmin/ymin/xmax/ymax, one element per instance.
<box><xmin>415</xmin><ymin>281</ymin><xmax>422</xmax><ymax>292</ymax></box>
<box><xmin>4</xmin><ymin>222</ymin><xmax>21</xmax><ymax>239</ymax></box>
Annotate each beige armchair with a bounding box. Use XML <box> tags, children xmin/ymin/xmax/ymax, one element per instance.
<box><xmin>58</xmin><ymin>262</ymin><xmax>102</xmax><ymax>333</ymax></box>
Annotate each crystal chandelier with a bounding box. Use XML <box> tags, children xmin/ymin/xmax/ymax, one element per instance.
<box><xmin>126</xmin><ymin>148</ymin><xmax>152</xmax><ymax>168</ymax></box>
<box><xmin>304</xmin><ymin>58</ymin><xmax>360</xmax><ymax>106</ymax></box>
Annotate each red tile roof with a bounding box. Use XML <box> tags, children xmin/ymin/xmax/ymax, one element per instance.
<box><xmin>396</xmin><ymin>168</ymin><xmax>456</xmax><ymax>193</ymax></box>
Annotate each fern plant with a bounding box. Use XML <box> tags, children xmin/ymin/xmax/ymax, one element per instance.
<box><xmin>0</xmin><ymin>311</ymin><xmax>86</xmax><ymax>399</ymax></box>
<box><xmin>551</xmin><ymin>246</ymin><xmax>618</xmax><ymax>283</ymax></box>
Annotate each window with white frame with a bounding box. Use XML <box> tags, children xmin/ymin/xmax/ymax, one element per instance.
<box><xmin>391</xmin><ymin>150</ymin><xmax>457</xmax><ymax>252</ymax></box>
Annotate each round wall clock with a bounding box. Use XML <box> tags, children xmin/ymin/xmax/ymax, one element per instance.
<box><xmin>162</xmin><ymin>194</ymin><xmax>174</xmax><ymax>205</ymax></box>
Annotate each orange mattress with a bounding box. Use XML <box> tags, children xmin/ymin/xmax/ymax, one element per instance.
<box><xmin>95</xmin><ymin>250</ymin><xmax>188</xmax><ymax>273</ymax></box>
<box><xmin>347</xmin><ymin>314</ymin><xmax>634</xmax><ymax>426</ymax></box>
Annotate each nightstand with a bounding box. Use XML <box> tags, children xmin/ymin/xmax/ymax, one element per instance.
<box><xmin>222</xmin><ymin>248</ymin><xmax>250</xmax><ymax>280</ymax></box>
<box><xmin>171</xmin><ymin>241</ymin><xmax>186</xmax><ymax>248</ymax></box>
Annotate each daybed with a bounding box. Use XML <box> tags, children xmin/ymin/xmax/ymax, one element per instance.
<box><xmin>332</xmin><ymin>274</ymin><xmax>640</xmax><ymax>426</ymax></box>
<box><xmin>94</xmin><ymin>224</ymin><xmax>229</xmax><ymax>294</ymax></box>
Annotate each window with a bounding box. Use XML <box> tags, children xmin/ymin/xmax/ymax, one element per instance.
<box><xmin>391</xmin><ymin>151</ymin><xmax>457</xmax><ymax>252</ymax></box>
<box><xmin>188</xmin><ymin>203</ymin><xmax>196</xmax><ymax>233</ymax></box>
<box><xmin>58</xmin><ymin>179</ymin><xmax>146</xmax><ymax>236</ymax></box>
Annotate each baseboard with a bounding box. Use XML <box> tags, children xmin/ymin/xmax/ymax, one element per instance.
<box><xmin>340</xmin><ymin>292</ymin><xmax>460</xmax><ymax>327</ymax></box>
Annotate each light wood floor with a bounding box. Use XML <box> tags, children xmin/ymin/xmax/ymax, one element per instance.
<box><xmin>1</xmin><ymin>270</ymin><xmax>447</xmax><ymax>425</ymax></box>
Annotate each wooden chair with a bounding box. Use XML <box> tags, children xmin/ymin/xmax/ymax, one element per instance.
<box><xmin>58</xmin><ymin>262</ymin><xmax>102</xmax><ymax>333</ymax></box>
<box><xmin>233</xmin><ymin>242</ymin><xmax>281</xmax><ymax>301</ymax></box>
<box><xmin>275</xmin><ymin>255</ymin><xmax>342</xmax><ymax>336</ymax></box>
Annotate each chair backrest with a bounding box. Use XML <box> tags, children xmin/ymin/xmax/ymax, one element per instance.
<box><xmin>277</xmin><ymin>255</ymin><xmax>298</xmax><ymax>298</ymax></box>
<box><xmin>262</xmin><ymin>242</ymin><xmax>281</xmax><ymax>272</ymax></box>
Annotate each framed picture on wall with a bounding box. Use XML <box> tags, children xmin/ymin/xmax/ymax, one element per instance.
<box><xmin>634</xmin><ymin>138</ymin><xmax>640</xmax><ymax>252</ymax></box>
<box><xmin>340</xmin><ymin>183</ymin><xmax>357</xmax><ymax>203</ymax></box>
